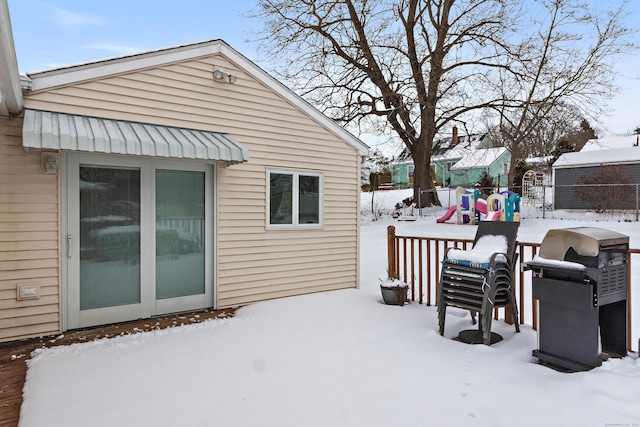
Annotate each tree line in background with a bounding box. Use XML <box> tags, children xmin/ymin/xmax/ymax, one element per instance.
<box><xmin>253</xmin><ymin>0</ymin><xmax>635</xmax><ymax>207</ymax></box>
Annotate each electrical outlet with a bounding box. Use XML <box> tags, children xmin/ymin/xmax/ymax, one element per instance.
<box><xmin>17</xmin><ymin>283</ymin><xmax>40</xmax><ymax>300</ymax></box>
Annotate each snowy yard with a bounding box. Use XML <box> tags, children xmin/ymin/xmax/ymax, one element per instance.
<box><xmin>18</xmin><ymin>190</ymin><xmax>640</xmax><ymax>427</ymax></box>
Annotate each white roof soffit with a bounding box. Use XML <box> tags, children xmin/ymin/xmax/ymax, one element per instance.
<box><xmin>22</xmin><ymin>109</ymin><xmax>250</xmax><ymax>165</ymax></box>
<box><xmin>0</xmin><ymin>0</ymin><xmax>24</xmax><ymax>117</ymax></box>
<box><xmin>25</xmin><ymin>39</ymin><xmax>370</xmax><ymax>157</ymax></box>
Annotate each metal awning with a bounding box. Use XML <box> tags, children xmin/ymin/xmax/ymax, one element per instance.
<box><xmin>22</xmin><ymin>109</ymin><xmax>249</xmax><ymax>165</ymax></box>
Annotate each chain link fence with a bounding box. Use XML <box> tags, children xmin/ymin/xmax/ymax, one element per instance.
<box><xmin>519</xmin><ymin>183</ymin><xmax>640</xmax><ymax>222</ymax></box>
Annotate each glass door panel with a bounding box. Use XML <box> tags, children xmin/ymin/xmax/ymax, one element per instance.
<box><xmin>66</xmin><ymin>155</ymin><xmax>212</xmax><ymax>330</ymax></box>
<box><xmin>155</xmin><ymin>169</ymin><xmax>205</xmax><ymax>299</ymax></box>
<box><xmin>79</xmin><ymin>166</ymin><xmax>141</xmax><ymax>310</ymax></box>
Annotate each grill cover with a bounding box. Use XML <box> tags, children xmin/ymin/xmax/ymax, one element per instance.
<box><xmin>538</xmin><ymin>227</ymin><xmax>628</xmax><ymax>261</ymax></box>
<box><xmin>532</xmin><ymin>227</ymin><xmax>628</xmax><ymax>304</ymax></box>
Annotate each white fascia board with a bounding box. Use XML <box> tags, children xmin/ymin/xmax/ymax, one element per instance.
<box><xmin>553</xmin><ymin>159</ymin><xmax>640</xmax><ymax>169</ymax></box>
<box><xmin>0</xmin><ymin>0</ymin><xmax>23</xmax><ymax>116</ymax></box>
<box><xmin>27</xmin><ymin>40</ymin><xmax>224</xmax><ymax>92</ymax></box>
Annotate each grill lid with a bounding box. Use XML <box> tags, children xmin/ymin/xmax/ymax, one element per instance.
<box><xmin>539</xmin><ymin>227</ymin><xmax>628</xmax><ymax>261</ymax></box>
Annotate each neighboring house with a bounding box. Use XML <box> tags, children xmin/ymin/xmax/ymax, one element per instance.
<box><xmin>0</xmin><ymin>12</ymin><xmax>368</xmax><ymax>341</ymax></box>
<box><xmin>447</xmin><ymin>146</ymin><xmax>510</xmax><ymax>187</ymax></box>
<box><xmin>391</xmin><ymin>128</ymin><xmax>511</xmax><ymax>189</ymax></box>
<box><xmin>552</xmin><ymin>139</ymin><xmax>640</xmax><ymax>209</ymax></box>
<box><xmin>580</xmin><ymin>134</ymin><xmax>640</xmax><ymax>152</ymax></box>
<box><xmin>390</xmin><ymin>148</ymin><xmax>416</xmax><ymax>189</ymax></box>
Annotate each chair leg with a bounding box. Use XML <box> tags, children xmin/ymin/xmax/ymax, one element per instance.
<box><xmin>438</xmin><ymin>303</ymin><xmax>447</xmax><ymax>336</ymax></box>
<box><xmin>476</xmin><ymin>312</ymin><xmax>491</xmax><ymax>345</ymax></box>
<box><xmin>509</xmin><ymin>299</ymin><xmax>520</xmax><ymax>333</ymax></box>
<box><xmin>482</xmin><ymin>312</ymin><xmax>493</xmax><ymax>345</ymax></box>
<box><xmin>438</xmin><ymin>290</ymin><xmax>447</xmax><ymax>336</ymax></box>
<box><xmin>437</xmin><ymin>279</ymin><xmax>448</xmax><ymax>336</ymax></box>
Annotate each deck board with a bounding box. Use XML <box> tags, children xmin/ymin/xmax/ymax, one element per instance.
<box><xmin>0</xmin><ymin>308</ymin><xmax>234</xmax><ymax>427</ymax></box>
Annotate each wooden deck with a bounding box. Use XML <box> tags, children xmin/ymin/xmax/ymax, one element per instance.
<box><xmin>0</xmin><ymin>308</ymin><xmax>235</xmax><ymax>427</ymax></box>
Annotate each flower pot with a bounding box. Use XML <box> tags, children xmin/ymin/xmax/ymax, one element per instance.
<box><xmin>380</xmin><ymin>283</ymin><xmax>408</xmax><ymax>306</ymax></box>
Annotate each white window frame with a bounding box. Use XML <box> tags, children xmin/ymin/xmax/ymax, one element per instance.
<box><xmin>267</xmin><ymin>169</ymin><xmax>323</xmax><ymax>229</ymax></box>
<box><xmin>63</xmin><ymin>153</ymin><xmax>215</xmax><ymax>330</ymax></box>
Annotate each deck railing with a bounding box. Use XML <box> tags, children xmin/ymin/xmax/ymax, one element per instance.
<box><xmin>386</xmin><ymin>225</ymin><xmax>639</xmax><ymax>352</ymax></box>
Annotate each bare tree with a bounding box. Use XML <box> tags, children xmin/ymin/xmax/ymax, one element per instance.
<box><xmin>485</xmin><ymin>0</ymin><xmax>633</xmax><ymax>188</ymax></box>
<box><xmin>488</xmin><ymin>104</ymin><xmax>596</xmax><ymax>159</ymax></box>
<box><xmin>253</xmin><ymin>0</ymin><xmax>632</xmax><ymax>204</ymax></box>
<box><xmin>253</xmin><ymin>0</ymin><xmax>527</xmax><ymax>207</ymax></box>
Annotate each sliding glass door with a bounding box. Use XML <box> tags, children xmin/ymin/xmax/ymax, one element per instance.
<box><xmin>79</xmin><ymin>166</ymin><xmax>141</xmax><ymax>311</ymax></box>
<box><xmin>65</xmin><ymin>154</ymin><xmax>213</xmax><ymax>329</ymax></box>
<box><xmin>154</xmin><ymin>164</ymin><xmax>211</xmax><ymax>315</ymax></box>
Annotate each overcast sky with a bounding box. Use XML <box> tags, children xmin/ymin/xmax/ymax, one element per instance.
<box><xmin>6</xmin><ymin>0</ymin><xmax>640</xmax><ymax>138</ymax></box>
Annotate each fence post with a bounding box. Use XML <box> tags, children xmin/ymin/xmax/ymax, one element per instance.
<box><xmin>387</xmin><ymin>226</ymin><xmax>397</xmax><ymax>278</ymax></box>
<box><xmin>636</xmin><ymin>184</ymin><xmax>640</xmax><ymax>222</ymax></box>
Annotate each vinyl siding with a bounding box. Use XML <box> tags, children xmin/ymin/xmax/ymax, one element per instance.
<box><xmin>554</xmin><ymin>164</ymin><xmax>640</xmax><ymax>209</ymax></box>
<box><xmin>22</xmin><ymin>53</ymin><xmax>360</xmax><ymax>319</ymax></box>
<box><xmin>0</xmin><ymin>116</ymin><xmax>60</xmax><ymax>342</ymax></box>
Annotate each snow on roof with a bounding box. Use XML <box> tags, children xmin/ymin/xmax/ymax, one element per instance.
<box><xmin>393</xmin><ymin>133</ymin><xmax>488</xmax><ymax>164</ymax></box>
<box><xmin>553</xmin><ymin>146</ymin><xmax>640</xmax><ymax>168</ymax></box>
<box><xmin>581</xmin><ymin>135</ymin><xmax>640</xmax><ymax>151</ymax></box>
<box><xmin>525</xmin><ymin>156</ymin><xmax>552</xmax><ymax>165</ymax></box>
<box><xmin>431</xmin><ymin>134</ymin><xmax>486</xmax><ymax>161</ymax></box>
<box><xmin>450</xmin><ymin>147</ymin><xmax>508</xmax><ymax>170</ymax></box>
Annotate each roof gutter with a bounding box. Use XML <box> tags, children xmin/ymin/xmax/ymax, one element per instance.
<box><xmin>0</xmin><ymin>0</ymin><xmax>23</xmax><ymax>117</ymax></box>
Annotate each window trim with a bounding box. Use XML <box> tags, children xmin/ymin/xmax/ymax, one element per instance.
<box><xmin>267</xmin><ymin>169</ymin><xmax>323</xmax><ymax>229</ymax></box>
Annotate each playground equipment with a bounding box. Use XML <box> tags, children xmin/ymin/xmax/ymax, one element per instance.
<box><xmin>436</xmin><ymin>187</ymin><xmax>520</xmax><ymax>224</ymax></box>
<box><xmin>456</xmin><ymin>187</ymin><xmax>479</xmax><ymax>224</ymax></box>
<box><xmin>486</xmin><ymin>191</ymin><xmax>521</xmax><ymax>222</ymax></box>
<box><xmin>436</xmin><ymin>206</ymin><xmax>458</xmax><ymax>224</ymax></box>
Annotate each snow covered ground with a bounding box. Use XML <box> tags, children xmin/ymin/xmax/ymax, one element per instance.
<box><xmin>18</xmin><ymin>190</ymin><xmax>640</xmax><ymax>427</ymax></box>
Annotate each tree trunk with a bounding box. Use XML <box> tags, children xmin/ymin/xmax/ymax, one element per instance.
<box><xmin>508</xmin><ymin>142</ymin><xmax>522</xmax><ymax>192</ymax></box>
<box><xmin>411</xmin><ymin>144</ymin><xmax>441</xmax><ymax>208</ymax></box>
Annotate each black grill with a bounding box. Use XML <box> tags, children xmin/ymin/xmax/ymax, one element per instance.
<box><xmin>600</xmin><ymin>264</ymin><xmax>626</xmax><ymax>300</ymax></box>
<box><xmin>525</xmin><ymin>227</ymin><xmax>629</xmax><ymax>371</ymax></box>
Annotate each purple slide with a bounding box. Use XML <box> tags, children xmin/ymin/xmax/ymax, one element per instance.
<box><xmin>436</xmin><ymin>206</ymin><xmax>457</xmax><ymax>223</ymax></box>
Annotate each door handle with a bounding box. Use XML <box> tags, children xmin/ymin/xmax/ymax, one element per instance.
<box><xmin>67</xmin><ymin>235</ymin><xmax>72</xmax><ymax>258</ymax></box>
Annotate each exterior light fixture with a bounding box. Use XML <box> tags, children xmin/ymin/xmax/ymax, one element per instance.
<box><xmin>213</xmin><ymin>68</ymin><xmax>237</xmax><ymax>84</ymax></box>
<box><xmin>41</xmin><ymin>152</ymin><xmax>59</xmax><ymax>174</ymax></box>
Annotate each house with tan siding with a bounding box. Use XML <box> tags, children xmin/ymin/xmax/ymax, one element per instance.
<box><xmin>0</xmin><ymin>7</ymin><xmax>368</xmax><ymax>342</ymax></box>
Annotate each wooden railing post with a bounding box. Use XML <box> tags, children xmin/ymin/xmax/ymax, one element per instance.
<box><xmin>387</xmin><ymin>226</ymin><xmax>396</xmax><ymax>278</ymax></box>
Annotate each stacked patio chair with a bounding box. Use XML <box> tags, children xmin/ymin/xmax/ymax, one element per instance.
<box><xmin>437</xmin><ymin>221</ymin><xmax>520</xmax><ymax>345</ymax></box>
